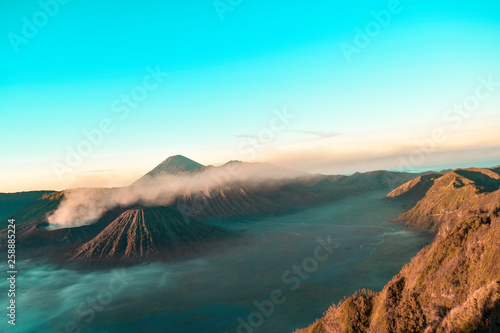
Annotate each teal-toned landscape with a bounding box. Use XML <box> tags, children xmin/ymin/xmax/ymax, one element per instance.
<box><xmin>2</xmin><ymin>1</ymin><xmax>500</xmax><ymax>332</ymax></box>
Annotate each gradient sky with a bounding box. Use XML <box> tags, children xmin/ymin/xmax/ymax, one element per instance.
<box><xmin>1</xmin><ymin>0</ymin><xmax>500</xmax><ymax>192</ymax></box>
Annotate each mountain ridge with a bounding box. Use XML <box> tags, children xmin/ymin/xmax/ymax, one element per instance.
<box><xmin>391</xmin><ymin>168</ymin><xmax>500</xmax><ymax>231</ymax></box>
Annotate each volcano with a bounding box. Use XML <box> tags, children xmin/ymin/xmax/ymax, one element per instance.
<box><xmin>66</xmin><ymin>206</ymin><xmax>233</xmax><ymax>264</ymax></box>
<box><xmin>133</xmin><ymin>155</ymin><xmax>205</xmax><ymax>185</ymax></box>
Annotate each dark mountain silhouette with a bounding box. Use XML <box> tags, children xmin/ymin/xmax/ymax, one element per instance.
<box><xmin>338</xmin><ymin>170</ymin><xmax>417</xmax><ymax>189</ymax></box>
<box><xmin>170</xmin><ymin>169</ymin><xmax>418</xmax><ymax>220</ymax></box>
<box><xmin>0</xmin><ymin>190</ymin><xmax>54</xmax><ymax>221</ymax></box>
<box><xmin>0</xmin><ymin>191</ymin><xmax>63</xmax><ymax>230</ymax></box>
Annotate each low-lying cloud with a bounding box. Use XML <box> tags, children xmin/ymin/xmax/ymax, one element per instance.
<box><xmin>47</xmin><ymin>162</ymin><xmax>307</xmax><ymax>229</ymax></box>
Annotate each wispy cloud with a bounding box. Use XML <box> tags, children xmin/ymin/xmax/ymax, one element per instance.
<box><xmin>234</xmin><ymin>130</ymin><xmax>339</xmax><ymax>141</ymax></box>
<box><xmin>285</xmin><ymin>129</ymin><xmax>339</xmax><ymax>140</ymax></box>
<box><xmin>47</xmin><ymin>161</ymin><xmax>307</xmax><ymax>228</ymax></box>
<box><xmin>81</xmin><ymin>169</ymin><xmax>115</xmax><ymax>173</ymax></box>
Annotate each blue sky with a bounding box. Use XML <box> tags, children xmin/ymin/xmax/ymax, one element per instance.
<box><xmin>1</xmin><ymin>0</ymin><xmax>500</xmax><ymax>191</ymax></box>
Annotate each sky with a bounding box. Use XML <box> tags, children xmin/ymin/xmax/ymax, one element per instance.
<box><xmin>1</xmin><ymin>0</ymin><xmax>500</xmax><ymax>192</ymax></box>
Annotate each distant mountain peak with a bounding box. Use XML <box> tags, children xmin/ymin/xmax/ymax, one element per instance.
<box><xmin>223</xmin><ymin>160</ymin><xmax>243</xmax><ymax>165</ymax></box>
<box><xmin>133</xmin><ymin>155</ymin><xmax>205</xmax><ymax>185</ymax></box>
<box><xmin>158</xmin><ymin>155</ymin><xmax>204</xmax><ymax>170</ymax></box>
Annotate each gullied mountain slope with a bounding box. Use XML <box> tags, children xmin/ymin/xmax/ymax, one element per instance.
<box><xmin>171</xmin><ymin>170</ymin><xmax>418</xmax><ymax>220</ymax></box>
<box><xmin>67</xmin><ymin>206</ymin><xmax>233</xmax><ymax>264</ymax></box>
<box><xmin>296</xmin><ymin>168</ymin><xmax>500</xmax><ymax>333</ymax></box>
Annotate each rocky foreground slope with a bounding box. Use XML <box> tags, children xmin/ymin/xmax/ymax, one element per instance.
<box><xmin>296</xmin><ymin>168</ymin><xmax>500</xmax><ymax>333</ymax></box>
